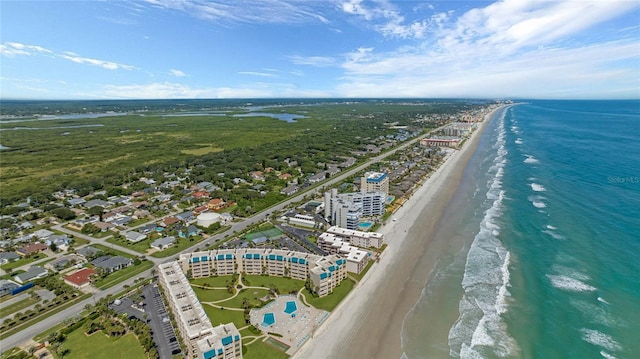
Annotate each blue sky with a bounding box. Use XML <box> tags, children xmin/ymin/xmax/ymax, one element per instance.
<box><xmin>1</xmin><ymin>0</ymin><xmax>639</xmax><ymax>99</ymax></box>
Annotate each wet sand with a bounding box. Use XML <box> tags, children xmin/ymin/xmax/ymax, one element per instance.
<box><xmin>293</xmin><ymin>106</ymin><xmax>504</xmax><ymax>359</ymax></box>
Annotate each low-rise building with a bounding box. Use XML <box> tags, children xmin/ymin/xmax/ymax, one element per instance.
<box><xmin>16</xmin><ymin>243</ymin><xmax>48</xmax><ymax>257</ymax></box>
<box><xmin>125</xmin><ymin>231</ymin><xmax>147</xmax><ymax>243</ymax></box>
<box><xmin>326</xmin><ymin>226</ymin><xmax>384</xmax><ymax>249</ymax></box>
<box><xmin>0</xmin><ymin>252</ymin><xmax>19</xmax><ymax>265</ymax></box>
<box><xmin>64</xmin><ymin>268</ymin><xmax>96</xmax><ymax>289</ymax></box>
<box><xmin>92</xmin><ymin>255</ymin><xmax>133</xmax><ymax>273</ymax></box>
<box><xmin>151</xmin><ymin>236</ymin><xmax>176</xmax><ymax>250</ymax></box>
<box><xmin>14</xmin><ymin>266</ymin><xmax>48</xmax><ymax>284</ymax></box>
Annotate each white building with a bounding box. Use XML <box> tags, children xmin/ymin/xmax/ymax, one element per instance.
<box><xmin>157</xmin><ymin>261</ymin><xmax>242</xmax><ymax>359</ymax></box>
<box><xmin>326</xmin><ymin>226</ymin><xmax>384</xmax><ymax>249</ymax></box>
<box><xmin>324</xmin><ymin>189</ymin><xmax>386</xmax><ymax>230</ymax></box>
<box><xmin>316</xmin><ymin>233</ymin><xmax>369</xmax><ymax>274</ymax></box>
<box><xmin>197</xmin><ymin>212</ymin><xmax>221</xmax><ymax>228</ymax></box>
<box><xmin>361</xmin><ymin>172</ymin><xmax>389</xmax><ymax>196</ymax></box>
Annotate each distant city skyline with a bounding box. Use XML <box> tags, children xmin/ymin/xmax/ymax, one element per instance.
<box><xmin>1</xmin><ymin>0</ymin><xmax>639</xmax><ymax>100</ymax></box>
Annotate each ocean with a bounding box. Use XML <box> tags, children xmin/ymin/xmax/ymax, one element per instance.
<box><xmin>401</xmin><ymin>100</ymin><xmax>640</xmax><ymax>359</ymax></box>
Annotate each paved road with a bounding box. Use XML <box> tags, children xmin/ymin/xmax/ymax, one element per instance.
<box><xmin>1</xmin><ymin>123</ymin><xmax>447</xmax><ymax>351</ymax></box>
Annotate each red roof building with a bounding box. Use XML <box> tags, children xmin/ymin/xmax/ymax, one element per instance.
<box><xmin>63</xmin><ymin>268</ymin><xmax>96</xmax><ymax>289</ymax></box>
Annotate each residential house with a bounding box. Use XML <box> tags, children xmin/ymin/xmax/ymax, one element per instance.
<box><xmin>161</xmin><ymin>216</ymin><xmax>180</xmax><ymax>227</ymax></box>
<box><xmin>308</xmin><ymin>172</ymin><xmax>327</xmax><ymax>183</ymax></box>
<box><xmin>179</xmin><ymin>225</ymin><xmax>200</xmax><ymax>238</ymax></box>
<box><xmin>16</xmin><ymin>243</ymin><xmax>48</xmax><ymax>257</ymax></box>
<box><xmin>0</xmin><ymin>280</ymin><xmax>19</xmax><ymax>297</ymax></box>
<box><xmin>125</xmin><ymin>231</ymin><xmax>147</xmax><ymax>243</ymax></box>
<box><xmin>45</xmin><ymin>254</ymin><xmax>83</xmax><ymax>271</ymax></box>
<box><xmin>207</xmin><ymin>199</ymin><xmax>226</xmax><ymax>211</ymax></box>
<box><xmin>92</xmin><ymin>255</ymin><xmax>133</xmax><ymax>273</ymax></box>
<box><xmin>63</xmin><ymin>268</ymin><xmax>96</xmax><ymax>289</ymax></box>
<box><xmin>151</xmin><ymin>236</ymin><xmax>176</xmax><ymax>251</ymax></box>
<box><xmin>94</xmin><ymin>221</ymin><xmax>116</xmax><ymax>232</ymax></box>
<box><xmin>83</xmin><ymin>199</ymin><xmax>110</xmax><ymax>208</ymax></box>
<box><xmin>280</xmin><ymin>185</ymin><xmax>299</xmax><ymax>196</ymax></box>
<box><xmin>14</xmin><ymin>266</ymin><xmax>48</xmax><ymax>284</ymax></box>
<box><xmin>67</xmin><ymin>198</ymin><xmax>86</xmax><ymax>206</ymax></box>
<box><xmin>32</xmin><ymin>229</ymin><xmax>54</xmax><ymax>239</ymax></box>
<box><xmin>44</xmin><ymin>235</ymin><xmax>71</xmax><ymax>251</ymax></box>
<box><xmin>175</xmin><ymin>211</ymin><xmax>195</xmax><ymax>223</ymax></box>
<box><xmin>0</xmin><ymin>252</ymin><xmax>19</xmax><ymax>265</ymax></box>
<box><xmin>278</xmin><ymin>173</ymin><xmax>292</xmax><ymax>180</ymax></box>
<box><xmin>251</xmin><ymin>171</ymin><xmax>265</xmax><ymax>181</ymax></box>
<box><xmin>77</xmin><ymin>246</ymin><xmax>100</xmax><ymax>259</ymax></box>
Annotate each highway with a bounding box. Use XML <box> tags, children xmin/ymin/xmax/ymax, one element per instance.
<box><xmin>1</xmin><ymin>123</ymin><xmax>447</xmax><ymax>351</ymax></box>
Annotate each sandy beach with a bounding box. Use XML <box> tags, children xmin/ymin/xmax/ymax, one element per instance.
<box><xmin>294</xmin><ymin>105</ymin><xmax>506</xmax><ymax>359</ymax></box>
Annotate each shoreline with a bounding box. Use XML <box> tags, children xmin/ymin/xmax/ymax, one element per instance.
<box><xmin>293</xmin><ymin>104</ymin><xmax>507</xmax><ymax>359</ymax></box>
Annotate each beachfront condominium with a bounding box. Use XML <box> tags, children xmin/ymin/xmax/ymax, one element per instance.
<box><xmin>316</xmin><ymin>233</ymin><xmax>369</xmax><ymax>274</ymax></box>
<box><xmin>361</xmin><ymin>172</ymin><xmax>389</xmax><ymax>195</ymax></box>
<box><xmin>326</xmin><ymin>226</ymin><xmax>384</xmax><ymax>249</ymax></box>
<box><xmin>179</xmin><ymin>248</ymin><xmax>348</xmax><ymax>297</ymax></box>
<box><xmin>324</xmin><ymin>189</ymin><xmax>386</xmax><ymax>230</ymax></box>
<box><xmin>157</xmin><ymin>261</ymin><xmax>242</xmax><ymax>359</ymax></box>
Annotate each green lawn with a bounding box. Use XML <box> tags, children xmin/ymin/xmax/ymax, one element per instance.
<box><xmin>244</xmin><ymin>339</ymin><xmax>289</xmax><ymax>359</ymax></box>
<box><xmin>58</xmin><ymin>330</ymin><xmax>146</xmax><ymax>359</ymax></box>
<box><xmin>217</xmin><ymin>288</ymin><xmax>270</xmax><ymax>308</ymax></box>
<box><xmin>191</xmin><ymin>275</ymin><xmax>236</xmax><ymax>288</ymax></box>
<box><xmin>0</xmin><ymin>295</ymin><xmax>38</xmax><ymax>318</ymax></box>
<box><xmin>202</xmin><ymin>304</ymin><xmax>246</xmax><ymax>329</ymax></box>
<box><xmin>1</xmin><ymin>254</ymin><xmax>48</xmax><ymax>271</ymax></box>
<box><xmin>303</xmin><ymin>278</ymin><xmax>355</xmax><ymax>312</ymax></box>
<box><xmin>242</xmin><ymin>275</ymin><xmax>305</xmax><ymax>295</ymax></box>
<box><xmin>150</xmin><ymin>236</ymin><xmax>204</xmax><ymax>258</ymax></box>
<box><xmin>93</xmin><ymin>261</ymin><xmax>154</xmax><ymax>289</ymax></box>
<box><xmin>106</xmin><ymin>236</ymin><xmax>150</xmax><ymax>254</ymax></box>
<box><xmin>350</xmin><ymin>260</ymin><xmax>374</xmax><ymax>282</ymax></box>
<box><xmin>192</xmin><ymin>287</ymin><xmax>233</xmax><ymax>303</ymax></box>
<box><xmin>91</xmin><ymin>244</ymin><xmax>136</xmax><ymax>259</ymax></box>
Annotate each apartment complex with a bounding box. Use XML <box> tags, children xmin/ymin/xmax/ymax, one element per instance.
<box><xmin>158</xmin><ymin>261</ymin><xmax>242</xmax><ymax>359</ymax></box>
<box><xmin>324</xmin><ymin>188</ymin><xmax>386</xmax><ymax>230</ymax></box>
<box><xmin>180</xmin><ymin>248</ymin><xmax>348</xmax><ymax>297</ymax></box>
<box><xmin>361</xmin><ymin>172</ymin><xmax>389</xmax><ymax>195</ymax></box>
<box><xmin>326</xmin><ymin>226</ymin><xmax>384</xmax><ymax>249</ymax></box>
<box><xmin>316</xmin><ymin>233</ymin><xmax>369</xmax><ymax>274</ymax></box>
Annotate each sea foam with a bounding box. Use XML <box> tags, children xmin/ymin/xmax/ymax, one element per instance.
<box><xmin>530</xmin><ymin>183</ymin><xmax>546</xmax><ymax>192</ymax></box>
<box><xmin>449</xmin><ymin>113</ymin><xmax>519</xmax><ymax>358</ymax></box>
<box><xmin>523</xmin><ymin>155</ymin><xmax>539</xmax><ymax>164</ymax></box>
<box><xmin>581</xmin><ymin>328</ymin><xmax>622</xmax><ymax>352</ymax></box>
<box><xmin>547</xmin><ymin>274</ymin><xmax>596</xmax><ymax>292</ymax></box>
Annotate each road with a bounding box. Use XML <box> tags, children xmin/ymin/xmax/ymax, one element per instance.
<box><xmin>1</xmin><ymin>123</ymin><xmax>447</xmax><ymax>351</ymax></box>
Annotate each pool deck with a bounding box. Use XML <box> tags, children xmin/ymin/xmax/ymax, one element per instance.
<box><xmin>250</xmin><ymin>294</ymin><xmax>329</xmax><ymax>355</ymax></box>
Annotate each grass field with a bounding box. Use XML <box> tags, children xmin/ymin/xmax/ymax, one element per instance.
<box><xmin>244</xmin><ymin>338</ymin><xmax>289</xmax><ymax>359</ymax></box>
<box><xmin>217</xmin><ymin>288</ymin><xmax>270</xmax><ymax>308</ymax></box>
<box><xmin>0</xmin><ymin>254</ymin><xmax>48</xmax><ymax>271</ymax></box>
<box><xmin>0</xmin><ymin>295</ymin><xmax>38</xmax><ymax>318</ymax></box>
<box><xmin>91</xmin><ymin>244</ymin><xmax>136</xmax><ymax>259</ymax></box>
<box><xmin>58</xmin><ymin>329</ymin><xmax>146</xmax><ymax>359</ymax></box>
<box><xmin>93</xmin><ymin>261</ymin><xmax>153</xmax><ymax>289</ymax></box>
<box><xmin>202</xmin><ymin>304</ymin><xmax>246</xmax><ymax>329</ymax></box>
<box><xmin>241</xmin><ymin>275</ymin><xmax>305</xmax><ymax>294</ymax></box>
<box><xmin>192</xmin><ymin>287</ymin><xmax>233</xmax><ymax>303</ymax></box>
<box><xmin>303</xmin><ymin>278</ymin><xmax>355</xmax><ymax>312</ymax></box>
<box><xmin>191</xmin><ymin>275</ymin><xmax>237</xmax><ymax>288</ymax></box>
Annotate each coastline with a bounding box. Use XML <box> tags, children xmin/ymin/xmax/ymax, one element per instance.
<box><xmin>293</xmin><ymin>104</ymin><xmax>507</xmax><ymax>359</ymax></box>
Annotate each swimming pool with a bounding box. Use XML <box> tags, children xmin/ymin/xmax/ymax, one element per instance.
<box><xmin>261</xmin><ymin>312</ymin><xmax>275</xmax><ymax>327</ymax></box>
<box><xmin>284</xmin><ymin>301</ymin><xmax>297</xmax><ymax>315</ymax></box>
<box><xmin>357</xmin><ymin>221</ymin><xmax>373</xmax><ymax>230</ymax></box>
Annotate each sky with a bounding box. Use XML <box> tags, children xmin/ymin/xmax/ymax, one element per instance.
<box><xmin>1</xmin><ymin>0</ymin><xmax>639</xmax><ymax>99</ymax></box>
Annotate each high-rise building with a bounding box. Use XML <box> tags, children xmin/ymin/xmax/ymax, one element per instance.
<box><xmin>361</xmin><ymin>172</ymin><xmax>389</xmax><ymax>195</ymax></box>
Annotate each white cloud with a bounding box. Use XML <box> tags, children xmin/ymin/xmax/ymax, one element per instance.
<box><xmin>238</xmin><ymin>71</ymin><xmax>277</xmax><ymax>77</ymax></box>
<box><xmin>60</xmin><ymin>54</ymin><xmax>135</xmax><ymax>70</ymax></box>
<box><xmin>337</xmin><ymin>0</ymin><xmax>640</xmax><ymax>98</ymax></box>
<box><xmin>145</xmin><ymin>0</ymin><xmax>330</xmax><ymax>24</ymax></box>
<box><xmin>169</xmin><ymin>69</ymin><xmax>187</xmax><ymax>77</ymax></box>
<box><xmin>0</xmin><ymin>42</ymin><xmax>53</xmax><ymax>57</ymax></box>
<box><xmin>339</xmin><ymin>0</ymin><xmax>430</xmax><ymax>39</ymax></box>
<box><xmin>288</xmin><ymin>55</ymin><xmax>337</xmax><ymax>67</ymax></box>
<box><xmin>1</xmin><ymin>41</ymin><xmax>135</xmax><ymax>71</ymax></box>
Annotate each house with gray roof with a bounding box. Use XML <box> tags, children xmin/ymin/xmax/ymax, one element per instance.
<box><xmin>14</xmin><ymin>266</ymin><xmax>48</xmax><ymax>284</ymax></box>
<box><xmin>67</xmin><ymin>198</ymin><xmax>86</xmax><ymax>206</ymax></box>
<box><xmin>0</xmin><ymin>280</ymin><xmax>19</xmax><ymax>297</ymax></box>
<box><xmin>84</xmin><ymin>199</ymin><xmax>110</xmax><ymax>208</ymax></box>
<box><xmin>32</xmin><ymin>229</ymin><xmax>54</xmax><ymax>239</ymax></box>
<box><xmin>77</xmin><ymin>246</ymin><xmax>101</xmax><ymax>259</ymax></box>
<box><xmin>125</xmin><ymin>231</ymin><xmax>147</xmax><ymax>243</ymax></box>
<box><xmin>92</xmin><ymin>255</ymin><xmax>133</xmax><ymax>273</ymax></box>
<box><xmin>150</xmin><ymin>236</ymin><xmax>176</xmax><ymax>251</ymax></box>
<box><xmin>0</xmin><ymin>252</ymin><xmax>19</xmax><ymax>265</ymax></box>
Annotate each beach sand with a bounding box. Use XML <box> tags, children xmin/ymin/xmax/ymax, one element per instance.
<box><xmin>293</xmin><ymin>105</ymin><xmax>505</xmax><ymax>359</ymax></box>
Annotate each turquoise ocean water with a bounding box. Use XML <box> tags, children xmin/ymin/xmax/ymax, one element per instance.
<box><xmin>401</xmin><ymin>100</ymin><xmax>640</xmax><ymax>359</ymax></box>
